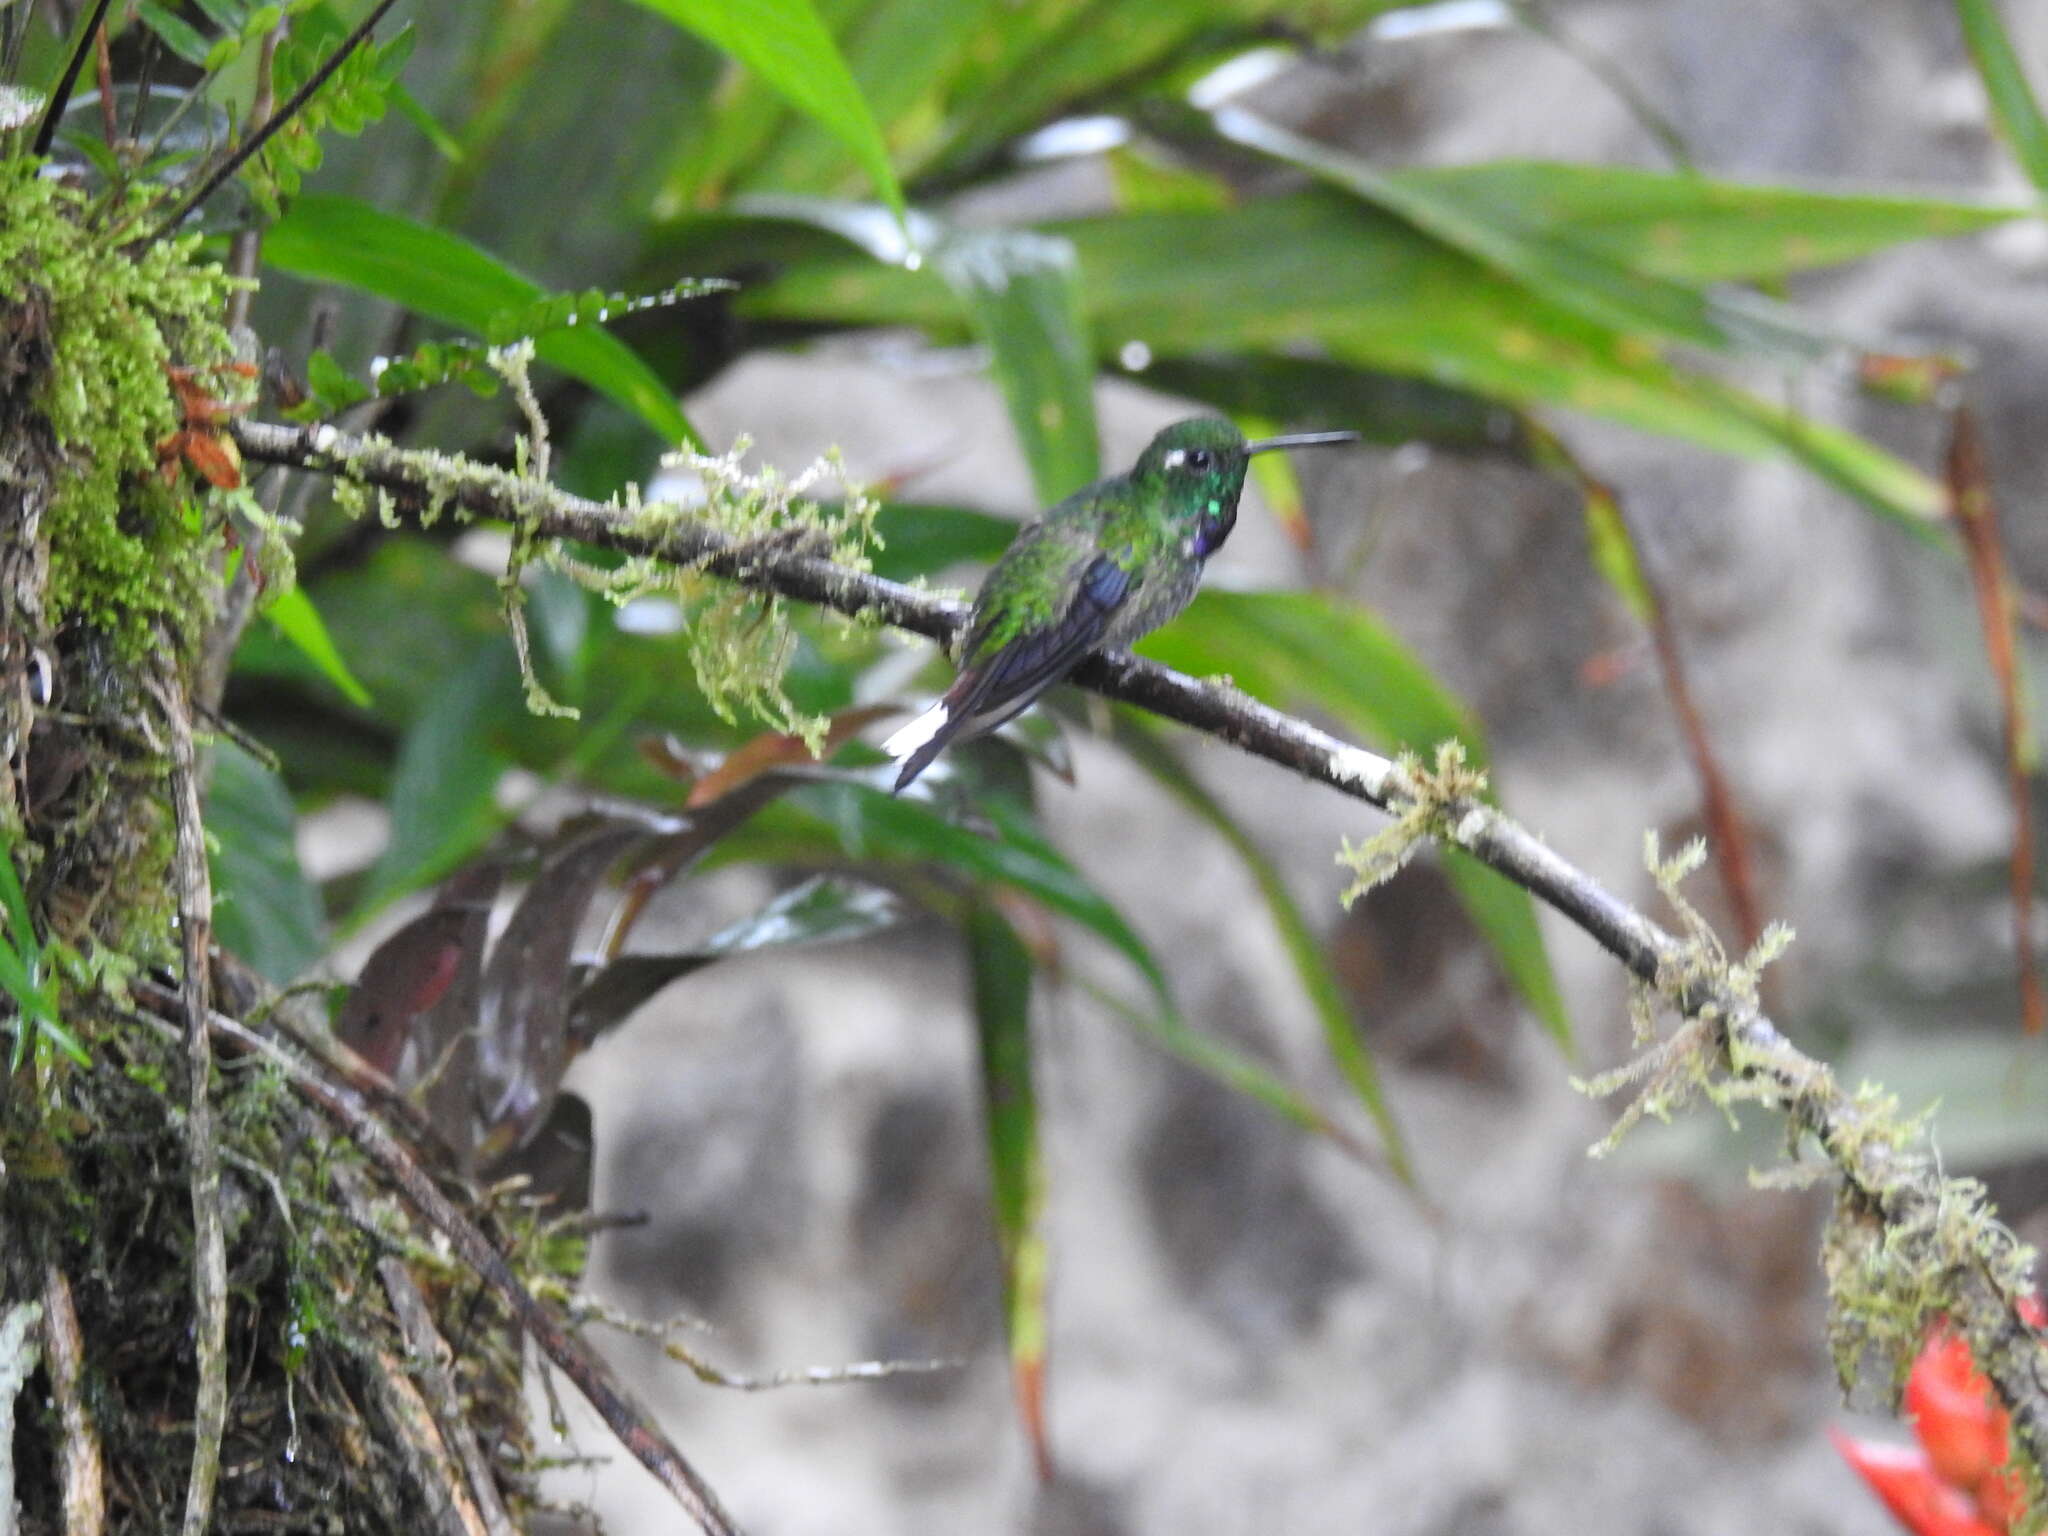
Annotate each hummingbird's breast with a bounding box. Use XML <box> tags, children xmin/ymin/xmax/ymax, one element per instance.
<box><xmin>1102</xmin><ymin>555</ymin><xmax>1203</xmax><ymax>648</ymax></box>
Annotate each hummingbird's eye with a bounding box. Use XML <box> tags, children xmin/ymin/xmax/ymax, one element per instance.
<box><xmin>1185</xmin><ymin>449</ymin><xmax>1213</xmax><ymax>472</ymax></box>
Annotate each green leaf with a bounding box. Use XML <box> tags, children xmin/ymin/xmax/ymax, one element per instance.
<box><xmin>1210</xmin><ymin>107</ymin><xmax>1747</xmax><ymax>354</ymax></box>
<box><xmin>625</xmin><ymin>0</ymin><xmax>907</xmax><ymax>225</ymax></box>
<box><xmin>134</xmin><ymin>2</ymin><xmax>213</xmax><ymax>65</ymax></box>
<box><xmin>798</xmin><ymin>784</ymin><xmax>1360</xmax><ymax>1147</ymax></box>
<box><xmin>868</xmin><ymin>502</ymin><xmax>1014</xmax><ymax>582</ymax></box>
<box><xmin>262</xmin><ymin>584</ymin><xmax>371</xmax><ymax>707</ymax></box>
<box><xmin>740</xmin><ymin>192</ymin><xmax>1944</xmax><ymax>527</ymax></box>
<box><xmin>1117</xmin><ymin>719</ymin><xmax>1414</xmax><ymax>1183</ymax></box>
<box><xmin>964</xmin><ymin>898</ymin><xmax>1052</xmax><ymax>1470</ymax></box>
<box><xmin>1393</xmin><ymin>160</ymin><xmax>2030</xmax><ymax>283</ymax></box>
<box><xmin>483</xmin><ymin>279</ymin><xmax>736</xmax><ymax>347</ymax></box>
<box><xmin>353</xmin><ymin>642</ymin><xmax>520</xmax><ymax>920</ymax></box>
<box><xmin>844</xmin><ymin>785</ymin><xmax>1171</xmax><ymax>1003</ymax></box>
<box><xmin>264</xmin><ymin>195</ymin><xmax>696</xmax><ymax>445</ymax></box>
<box><xmin>1140</xmin><ymin>354</ymin><xmax>1521</xmax><ymax>456</ymax></box>
<box><xmin>936</xmin><ymin>229</ymin><xmax>1100</xmax><ymax>503</ymax></box>
<box><xmin>1956</xmin><ymin>0</ymin><xmax>2048</xmax><ymax>195</ymax></box>
<box><xmin>923</xmin><ymin>0</ymin><xmax>1404</xmax><ymax>182</ymax></box>
<box><xmin>1141</xmin><ymin>590</ymin><xmax>1571</xmax><ymax>1050</ymax></box>
<box><xmin>207</xmin><ymin>739</ymin><xmax>327</xmax><ymax>984</ymax></box>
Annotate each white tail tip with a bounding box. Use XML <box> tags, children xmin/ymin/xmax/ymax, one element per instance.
<box><xmin>881</xmin><ymin>703</ymin><xmax>949</xmax><ymax>762</ymax></box>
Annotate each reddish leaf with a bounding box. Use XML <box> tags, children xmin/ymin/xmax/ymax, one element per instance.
<box><xmin>408</xmin><ymin>862</ymin><xmax>504</xmax><ymax>1158</ymax></box>
<box><xmin>682</xmin><ymin>705</ymin><xmax>895</xmax><ymax>809</ymax></box>
<box><xmin>1829</xmin><ymin>1429</ymin><xmax>2003</xmax><ymax>1536</ymax></box>
<box><xmin>337</xmin><ymin>865</ymin><xmax>498</xmax><ymax>1079</ymax></box>
<box><xmin>474</xmin><ymin>821</ymin><xmax>648</xmax><ymax>1159</ymax></box>
<box><xmin>1946</xmin><ymin>407</ymin><xmax>2044</xmax><ymax>1034</ymax></box>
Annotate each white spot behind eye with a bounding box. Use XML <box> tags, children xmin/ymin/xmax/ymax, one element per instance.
<box><xmin>1164</xmin><ymin>449</ymin><xmax>1186</xmax><ymax>468</ymax></box>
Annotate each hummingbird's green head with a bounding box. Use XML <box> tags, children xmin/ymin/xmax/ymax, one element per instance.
<box><xmin>1132</xmin><ymin>417</ymin><xmax>1360</xmax><ymax>558</ymax></box>
<box><xmin>1132</xmin><ymin>418</ymin><xmax>1255</xmax><ymax>559</ymax></box>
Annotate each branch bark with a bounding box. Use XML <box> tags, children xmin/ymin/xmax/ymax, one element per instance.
<box><xmin>230</xmin><ymin>418</ymin><xmax>2048</xmax><ymax>1480</ymax></box>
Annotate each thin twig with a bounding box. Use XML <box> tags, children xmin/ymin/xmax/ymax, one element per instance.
<box><xmin>0</xmin><ymin>1302</ymin><xmax>43</xmax><ymax>1522</ymax></box>
<box><xmin>41</xmin><ymin>1264</ymin><xmax>107</xmax><ymax>1536</ymax></box>
<box><xmin>91</xmin><ymin>21</ymin><xmax>117</xmax><ymax>150</ymax></box>
<box><xmin>229</xmin><ymin>415</ymin><xmax>2048</xmax><ymax>1471</ymax></box>
<box><xmin>143</xmin><ymin>0</ymin><xmax>404</xmax><ymax>243</ymax></box>
<box><xmin>366</xmin><ymin>1215</ymin><xmax>518</xmax><ymax>1536</ymax></box>
<box><xmin>225</xmin><ymin>22</ymin><xmax>286</xmax><ymax>336</ymax></box>
<box><xmin>165</xmin><ymin>995</ymin><xmax>743</xmax><ymax>1536</ymax></box>
<box><xmin>28</xmin><ymin>0</ymin><xmax>114</xmax><ymax>157</ymax></box>
<box><xmin>362</xmin><ymin>1338</ymin><xmax>486</xmax><ymax>1536</ymax></box>
<box><xmin>157</xmin><ymin>676</ymin><xmax>229</xmax><ymax>1536</ymax></box>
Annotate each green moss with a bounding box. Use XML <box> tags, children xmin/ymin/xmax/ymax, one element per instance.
<box><xmin>0</xmin><ymin>165</ymin><xmax>239</xmax><ymax>660</ymax></box>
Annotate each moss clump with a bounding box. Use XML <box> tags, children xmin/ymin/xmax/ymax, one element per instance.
<box><xmin>0</xmin><ymin>164</ymin><xmax>239</xmax><ymax>661</ymax></box>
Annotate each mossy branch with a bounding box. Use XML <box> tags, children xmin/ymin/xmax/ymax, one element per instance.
<box><xmin>232</xmin><ymin>415</ymin><xmax>2048</xmax><ymax>1482</ymax></box>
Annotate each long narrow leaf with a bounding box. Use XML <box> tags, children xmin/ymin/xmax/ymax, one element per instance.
<box><xmin>965</xmin><ymin>899</ymin><xmax>1053</xmax><ymax>1478</ymax></box>
<box><xmin>740</xmin><ymin>192</ymin><xmax>1944</xmax><ymax>527</ymax></box>
<box><xmin>1955</xmin><ymin>0</ymin><xmax>2048</xmax><ymax>195</ymax></box>
<box><xmin>626</xmin><ymin>0</ymin><xmax>906</xmax><ymax>224</ymax></box>
<box><xmin>264</xmin><ymin>195</ymin><xmax>696</xmax><ymax>444</ymax></box>
<box><xmin>1117</xmin><ymin>719</ymin><xmax>1414</xmax><ymax>1183</ymax></box>
<box><xmin>207</xmin><ymin>739</ymin><xmax>327</xmax><ymax>985</ymax></box>
<box><xmin>1141</xmin><ymin>589</ymin><xmax>1572</xmax><ymax>1049</ymax></box>
<box><xmin>1393</xmin><ymin>161</ymin><xmax>2028</xmax><ymax>282</ymax></box>
<box><xmin>937</xmin><ymin>229</ymin><xmax>1100</xmax><ymax>503</ymax></box>
<box><xmin>262</xmin><ymin>584</ymin><xmax>371</xmax><ymax>708</ymax></box>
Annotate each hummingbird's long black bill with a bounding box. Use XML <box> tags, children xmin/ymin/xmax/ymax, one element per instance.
<box><xmin>1244</xmin><ymin>430</ymin><xmax>1362</xmax><ymax>455</ymax></box>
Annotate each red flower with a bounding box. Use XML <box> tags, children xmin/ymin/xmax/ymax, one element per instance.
<box><xmin>1829</xmin><ymin>1431</ymin><xmax>2003</xmax><ymax>1536</ymax></box>
<box><xmin>1832</xmin><ymin>1306</ymin><xmax>2038</xmax><ymax>1536</ymax></box>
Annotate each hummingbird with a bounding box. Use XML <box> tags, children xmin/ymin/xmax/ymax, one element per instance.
<box><xmin>882</xmin><ymin>416</ymin><xmax>1359</xmax><ymax>791</ymax></box>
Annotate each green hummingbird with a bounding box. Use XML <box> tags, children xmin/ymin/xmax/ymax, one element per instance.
<box><xmin>883</xmin><ymin>416</ymin><xmax>1358</xmax><ymax>790</ymax></box>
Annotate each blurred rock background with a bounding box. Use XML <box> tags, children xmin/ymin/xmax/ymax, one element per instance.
<box><xmin>457</xmin><ymin>3</ymin><xmax>2048</xmax><ymax>1532</ymax></box>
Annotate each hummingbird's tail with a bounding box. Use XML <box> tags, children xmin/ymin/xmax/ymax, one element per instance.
<box><xmin>881</xmin><ymin>701</ymin><xmax>954</xmax><ymax>793</ymax></box>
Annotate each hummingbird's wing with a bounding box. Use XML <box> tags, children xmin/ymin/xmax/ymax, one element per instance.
<box><xmin>885</xmin><ymin>553</ymin><xmax>1130</xmax><ymax>790</ymax></box>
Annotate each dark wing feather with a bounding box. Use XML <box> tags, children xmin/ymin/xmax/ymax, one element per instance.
<box><xmin>952</xmin><ymin>555</ymin><xmax>1130</xmax><ymax>728</ymax></box>
<box><xmin>891</xmin><ymin>556</ymin><xmax>1128</xmax><ymax>790</ymax></box>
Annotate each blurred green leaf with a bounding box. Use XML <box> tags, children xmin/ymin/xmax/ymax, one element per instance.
<box><xmin>353</xmin><ymin>642</ymin><xmax>520</xmax><ymax>920</ymax></box>
<box><xmin>570</xmin><ymin>874</ymin><xmax>906</xmax><ymax>1039</ymax></box>
<box><xmin>923</xmin><ymin>0</ymin><xmax>1407</xmax><ymax>182</ymax></box>
<box><xmin>264</xmin><ymin>195</ymin><xmax>696</xmax><ymax>444</ymax></box>
<box><xmin>741</xmin><ymin>192</ymin><xmax>1944</xmax><ymax>526</ymax></box>
<box><xmin>869</xmin><ymin>502</ymin><xmax>1013</xmax><ymax>582</ymax></box>
<box><xmin>937</xmin><ymin>229</ymin><xmax>1100</xmax><ymax>503</ymax></box>
<box><xmin>965</xmin><ymin>898</ymin><xmax>1053</xmax><ymax>1472</ymax></box>
<box><xmin>1580</xmin><ymin>481</ymin><xmax>1654</xmax><ymax>624</ymax></box>
<box><xmin>134</xmin><ymin>2</ymin><xmax>212</xmax><ymax>65</ymax></box>
<box><xmin>790</xmin><ymin>782</ymin><xmax>1363</xmax><ymax>1146</ymax></box>
<box><xmin>1211</xmin><ymin>107</ymin><xmax>1749</xmax><ymax>354</ymax></box>
<box><xmin>1956</xmin><ymin>0</ymin><xmax>2048</xmax><ymax>195</ymax></box>
<box><xmin>208</xmin><ymin>739</ymin><xmax>327</xmax><ymax>984</ymax></box>
<box><xmin>262</xmin><ymin>584</ymin><xmax>371</xmax><ymax>708</ymax></box>
<box><xmin>1395</xmin><ymin>160</ymin><xmax>2030</xmax><ymax>282</ymax></box>
<box><xmin>1142</xmin><ymin>589</ymin><xmax>1571</xmax><ymax>1049</ymax></box>
<box><xmin>1117</xmin><ymin>719</ymin><xmax>1414</xmax><ymax>1182</ymax></box>
<box><xmin>842</xmin><ymin>784</ymin><xmax>1171</xmax><ymax>1002</ymax></box>
<box><xmin>627</xmin><ymin>0</ymin><xmax>907</xmax><ymax>224</ymax></box>
<box><xmin>1141</xmin><ymin>355</ymin><xmax>1521</xmax><ymax>456</ymax></box>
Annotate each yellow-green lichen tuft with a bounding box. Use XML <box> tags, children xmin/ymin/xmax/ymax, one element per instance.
<box><xmin>1335</xmin><ymin>739</ymin><xmax>1488</xmax><ymax>908</ymax></box>
<box><xmin>1573</xmin><ymin>833</ymin><xmax>1798</xmax><ymax>1156</ymax></box>
<box><xmin>612</xmin><ymin>439</ymin><xmax>880</xmax><ymax>752</ymax></box>
<box><xmin>0</xmin><ymin>165</ymin><xmax>241</xmax><ymax>660</ymax></box>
